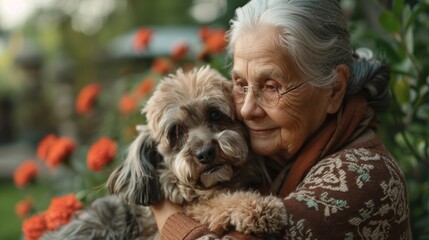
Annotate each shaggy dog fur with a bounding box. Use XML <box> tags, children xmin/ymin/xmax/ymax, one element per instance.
<box><xmin>46</xmin><ymin>66</ymin><xmax>287</xmax><ymax>239</ymax></box>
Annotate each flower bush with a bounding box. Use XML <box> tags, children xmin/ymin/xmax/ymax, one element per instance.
<box><xmin>22</xmin><ymin>213</ymin><xmax>47</xmax><ymax>240</ymax></box>
<box><xmin>87</xmin><ymin>137</ymin><xmax>117</xmax><ymax>172</ymax></box>
<box><xmin>14</xmin><ymin>160</ymin><xmax>39</xmax><ymax>189</ymax></box>
<box><xmin>13</xmin><ymin>26</ymin><xmax>227</xmax><ymax>239</ymax></box>
<box><xmin>75</xmin><ymin>84</ymin><xmax>101</xmax><ymax>114</ymax></box>
<box><xmin>16</xmin><ymin>198</ymin><xmax>34</xmax><ymax>218</ymax></box>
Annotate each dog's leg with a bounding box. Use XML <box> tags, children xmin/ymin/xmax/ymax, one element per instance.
<box><xmin>185</xmin><ymin>191</ymin><xmax>287</xmax><ymax>236</ymax></box>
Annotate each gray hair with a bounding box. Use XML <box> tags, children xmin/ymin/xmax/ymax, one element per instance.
<box><xmin>227</xmin><ymin>0</ymin><xmax>390</xmax><ymax>111</ymax></box>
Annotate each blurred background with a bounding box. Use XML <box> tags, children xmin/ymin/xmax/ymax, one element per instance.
<box><xmin>1</xmin><ymin>0</ymin><xmax>428</xmax><ymax>239</ymax></box>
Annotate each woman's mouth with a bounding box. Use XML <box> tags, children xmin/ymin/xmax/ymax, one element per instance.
<box><xmin>248</xmin><ymin>127</ymin><xmax>276</xmax><ymax>136</ymax></box>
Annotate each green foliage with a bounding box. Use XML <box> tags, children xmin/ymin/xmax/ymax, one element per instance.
<box><xmin>375</xmin><ymin>0</ymin><xmax>429</xmax><ymax>238</ymax></box>
<box><xmin>0</xmin><ymin>180</ymin><xmax>51</xmax><ymax>239</ymax></box>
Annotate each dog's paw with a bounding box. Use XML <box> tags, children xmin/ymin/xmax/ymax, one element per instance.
<box><xmin>186</xmin><ymin>202</ymin><xmax>231</xmax><ymax>235</ymax></box>
<box><xmin>228</xmin><ymin>192</ymin><xmax>287</xmax><ymax>235</ymax></box>
<box><xmin>186</xmin><ymin>191</ymin><xmax>287</xmax><ymax>236</ymax></box>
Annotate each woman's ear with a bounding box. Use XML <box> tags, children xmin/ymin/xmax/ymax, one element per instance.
<box><xmin>327</xmin><ymin>64</ymin><xmax>349</xmax><ymax>114</ymax></box>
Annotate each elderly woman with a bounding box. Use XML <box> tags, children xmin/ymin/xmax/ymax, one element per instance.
<box><xmin>150</xmin><ymin>0</ymin><xmax>412</xmax><ymax>239</ymax></box>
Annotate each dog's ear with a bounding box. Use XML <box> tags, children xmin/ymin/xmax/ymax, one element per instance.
<box><xmin>221</xmin><ymin>79</ymin><xmax>233</xmax><ymax>93</ymax></box>
<box><xmin>107</xmin><ymin>125</ymin><xmax>163</xmax><ymax>206</ymax></box>
<box><xmin>137</xmin><ymin>128</ymin><xmax>164</xmax><ymax>205</ymax></box>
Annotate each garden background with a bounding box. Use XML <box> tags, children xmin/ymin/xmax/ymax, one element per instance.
<box><xmin>0</xmin><ymin>0</ymin><xmax>428</xmax><ymax>239</ymax></box>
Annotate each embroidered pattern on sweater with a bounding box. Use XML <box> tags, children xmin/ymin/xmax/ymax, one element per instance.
<box><xmin>347</xmin><ymin>154</ymin><xmax>410</xmax><ymax>239</ymax></box>
<box><xmin>196</xmin><ymin>234</ymin><xmax>237</xmax><ymax>240</ymax></box>
<box><xmin>380</xmin><ymin>155</ymin><xmax>409</xmax><ymax>223</ymax></box>
<box><xmin>344</xmin><ymin>149</ymin><xmax>379</xmax><ymax>188</ymax></box>
<box><xmin>287</xmin><ymin>190</ymin><xmax>349</xmax><ymax>217</ymax></box>
<box><xmin>284</xmin><ymin>215</ymin><xmax>314</xmax><ymax>240</ymax></box>
<box><xmin>284</xmin><ymin>147</ymin><xmax>410</xmax><ymax>239</ymax></box>
<box><xmin>298</xmin><ymin>156</ymin><xmax>349</xmax><ymax>192</ymax></box>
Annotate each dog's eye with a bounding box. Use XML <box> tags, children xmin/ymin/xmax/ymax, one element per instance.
<box><xmin>168</xmin><ymin>124</ymin><xmax>186</xmax><ymax>144</ymax></box>
<box><xmin>209</xmin><ymin>109</ymin><xmax>223</xmax><ymax>122</ymax></box>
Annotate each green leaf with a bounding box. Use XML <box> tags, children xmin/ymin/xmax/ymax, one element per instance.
<box><xmin>379</xmin><ymin>10</ymin><xmax>402</xmax><ymax>33</ymax></box>
<box><xmin>416</xmin><ymin>104</ymin><xmax>429</xmax><ymax>120</ymax></box>
<box><xmin>404</xmin><ymin>3</ymin><xmax>428</xmax><ymax>31</ymax></box>
<box><xmin>374</xmin><ymin>39</ymin><xmax>402</xmax><ymax>63</ymax></box>
<box><xmin>394</xmin><ymin>79</ymin><xmax>411</xmax><ymax>104</ymax></box>
<box><xmin>393</xmin><ymin>0</ymin><xmax>405</xmax><ymax>17</ymax></box>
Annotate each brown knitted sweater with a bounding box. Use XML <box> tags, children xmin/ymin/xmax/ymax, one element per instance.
<box><xmin>159</xmin><ymin>136</ymin><xmax>411</xmax><ymax>239</ymax></box>
<box><xmin>158</xmin><ymin>94</ymin><xmax>411</xmax><ymax>239</ymax></box>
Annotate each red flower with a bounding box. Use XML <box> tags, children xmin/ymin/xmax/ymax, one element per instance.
<box><xmin>76</xmin><ymin>84</ymin><xmax>101</xmax><ymax>114</ymax></box>
<box><xmin>22</xmin><ymin>213</ymin><xmax>47</xmax><ymax>240</ymax></box>
<box><xmin>16</xmin><ymin>198</ymin><xmax>33</xmax><ymax>218</ymax></box>
<box><xmin>45</xmin><ymin>194</ymin><xmax>83</xmax><ymax>231</ymax></box>
<box><xmin>151</xmin><ymin>58</ymin><xmax>171</xmax><ymax>74</ymax></box>
<box><xmin>198</xmin><ymin>27</ymin><xmax>227</xmax><ymax>60</ymax></box>
<box><xmin>119</xmin><ymin>94</ymin><xmax>138</xmax><ymax>114</ymax></box>
<box><xmin>45</xmin><ymin>137</ymin><xmax>76</xmax><ymax>168</ymax></box>
<box><xmin>198</xmin><ymin>27</ymin><xmax>210</xmax><ymax>42</ymax></box>
<box><xmin>205</xmin><ymin>29</ymin><xmax>226</xmax><ymax>53</ymax></box>
<box><xmin>87</xmin><ymin>137</ymin><xmax>117</xmax><ymax>171</ymax></box>
<box><xmin>37</xmin><ymin>134</ymin><xmax>57</xmax><ymax>161</ymax></box>
<box><xmin>13</xmin><ymin>160</ymin><xmax>38</xmax><ymax>188</ymax></box>
<box><xmin>133</xmin><ymin>28</ymin><xmax>152</xmax><ymax>52</ymax></box>
<box><xmin>171</xmin><ymin>42</ymin><xmax>188</xmax><ymax>60</ymax></box>
<box><xmin>135</xmin><ymin>78</ymin><xmax>154</xmax><ymax>98</ymax></box>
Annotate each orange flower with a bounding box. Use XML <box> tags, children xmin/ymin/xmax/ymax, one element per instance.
<box><xmin>76</xmin><ymin>84</ymin><xmax>101</xmax><ymax>114</ymax></box>
<box><xmin>171</xmin><ymin>42</ymin><xmax>188</xmax><ymax>60</ymax></box>
<box><xmin>16</xmin><ymin>198</ymin><xmax>33</xmax><ymax>218</ymax></box>
<box><xmin>87</xmin><ymin>137</ymin><xmax>117</xmax><ymax>171</ymax></box>
<box><xmin>13</xmin><ymin>160</ymin><xmax>38</xmax><ymax>188</ymax></box>
<box><xmin>119</xmin><ymin>94</ymin><xmax>138</xmax><ymax>114</ymax></box>
<box><xmin>37</xmin><ymin>134</ymin><xmax>57</xmax><ymax>161</ymax></box>
<box><xmin>45</xmin><ymin>194</ymin><xmax>83</xmax><ymax>230</ymax></box>
<box><xmin>151</xmin><ymin>58</ymin><xmax>171</xmax><ymax>74</ymax></box>
<box><xmin>198</xmin><ymin>27</ymin><xmax>227</xmax><ymax>60</ymax></box>
<box><xmin>45</xmin><ymin>137</ymin><xmax>76</xmax><ymax>168</ymax></box>
<box><xmin>199</xmin><ymin>27</ymin><xmax>210</xmax><ymax>42</ymax></box>
<box><xmin>133</xmin><ymin>28</ymin><xmax>152</xmax><ymax>52</ymax></box>
<box><xmin>205</xmin><ymin>29</ymin><xmax>226</xmax><ymax>53</ymax></box>
<box><xmin>135</xmin><ymin>78</ymin><xmax>154</xmax><ymax>98</ymax></box>
<box><xmin>22</xmin><ymin>213</ymin><xmax>47</xmax><ymax>240</ymax></box>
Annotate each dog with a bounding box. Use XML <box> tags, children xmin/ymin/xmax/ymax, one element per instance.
<box><xmin>106</xmin><ymin>66</ymin><xmax>287</xmax><ymax>238</ymax></box>
<box><xmin>40</xmin><ymin>66</ymin><xmax>286</xmax><ymax>240</ymax></box>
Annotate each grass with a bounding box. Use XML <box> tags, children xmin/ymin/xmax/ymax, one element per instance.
<box><xmin>0</xmin><ymin>179</ymin><xmax>51</xmax><ymax>239</ymax></box>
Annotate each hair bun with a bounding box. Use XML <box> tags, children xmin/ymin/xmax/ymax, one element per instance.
<box><xmin>354</xmin><ymin>47</ymin><xmax>374</xmax><ymax>60</ymax></box>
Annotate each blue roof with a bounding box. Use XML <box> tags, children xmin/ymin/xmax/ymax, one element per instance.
<box><xmin>107</xmin><ymin>26</ymin><xmax>203</xmax><ymax>59</ymax></box>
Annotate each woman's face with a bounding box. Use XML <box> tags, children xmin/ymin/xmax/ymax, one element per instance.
<box><xmin>231</xmin><ymin>26</ymin><xmax>338</xmax><ymax>164</ymax></box>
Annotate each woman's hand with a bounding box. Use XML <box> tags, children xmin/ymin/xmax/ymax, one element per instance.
<box><xmin>150</xmin><ymin>198</ymin><xmax>183</xmax><ymax>231</ymax></box>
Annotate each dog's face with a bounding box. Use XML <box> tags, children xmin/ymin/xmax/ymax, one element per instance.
<box><xmin>145</xmin><ymin>66</ymin><xmax>249</xmax><ymax>188</ymax></box>
<box><xmin>108</xmin><ymin>66</ymin><xmax>250</xmax><ymax>205</ymax></box>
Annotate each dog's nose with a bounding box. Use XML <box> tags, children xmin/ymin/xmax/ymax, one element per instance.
<box><xmin>196</xmin><ymin>145</ymin><xmax>216</xmax><ymax>164</ymax></box>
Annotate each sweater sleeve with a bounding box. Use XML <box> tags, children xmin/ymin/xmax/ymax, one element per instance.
<box><xmin>160</xmin><ymin>213</ymin><xmax>261</xmax><ymax>240</ymax></box>
<box><xmin>279</xmin><ymin>142</ymin><xmax>411</xmax><ymax>239</ymax></box>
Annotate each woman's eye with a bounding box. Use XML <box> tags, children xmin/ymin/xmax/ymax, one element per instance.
<box><xmin>262</xmin><ymin>83</ymin><xmax>278</xmax><ymax>92</ymax></box>
<box><xmin>233</xmin><ymin>79</ymin><xmax>246</xmax><ymax>87</ymax></box>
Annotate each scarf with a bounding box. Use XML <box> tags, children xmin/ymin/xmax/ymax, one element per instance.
<box><xmin>271</xmin><ymin>93</ymin><xmax>374</xmax><ymax>197</ymax></box>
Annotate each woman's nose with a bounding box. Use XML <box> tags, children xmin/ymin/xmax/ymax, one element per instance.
<box><xmin>240</xmin><ymin>87</ymin><xmax>264</xmax><ymax>119</ymax></box>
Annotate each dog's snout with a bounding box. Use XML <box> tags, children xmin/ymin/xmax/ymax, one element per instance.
<box><xmin>196</xmin><ymin>145</ymin><xmax>216</xmax><ymax>164</ymax></box>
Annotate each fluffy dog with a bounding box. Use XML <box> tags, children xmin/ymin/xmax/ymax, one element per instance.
<box><xmin>41</xmin><ymin>195</ymin><xmax>156</xmax><ymax>240</ymax></box>
<box><xmin>108</xmin><ymin>66</ymin><xmax>287</xmax><ymax>237</ymax></box>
